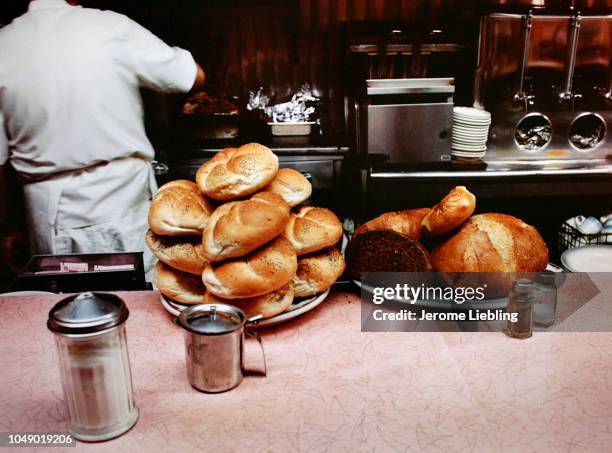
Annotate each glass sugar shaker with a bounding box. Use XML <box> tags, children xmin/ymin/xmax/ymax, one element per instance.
<box><xmin>533</xmin><ymin>271</ymin><xmax>557</xmax><ymax>327</ymax></box>
<box><xmin>505</xmin><ymin>279</ymin><xmax>534</xmax><ymax>339</ymax></box>
<box><xmin>47</xmin><ymin>292</ymin><xmax>139</xmax><ymax>442</ymax></box>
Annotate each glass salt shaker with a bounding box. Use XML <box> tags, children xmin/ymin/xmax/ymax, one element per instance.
<box><xmin>47</xmin><ymin>292</ymin><xmax>139</xmax><ymax>442</ymax></box>
<box><xmin>533</xmin><ymin>271</ymin><xmax>557</xmax><ymax>327</ymax></box>
<box><xmin>505</xmin><ymin>279</ymin><xmax>534</xmax><ymax>339</ymax></box>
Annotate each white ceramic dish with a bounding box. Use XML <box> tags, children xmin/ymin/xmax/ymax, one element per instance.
<box><xmin>453</xmin><ymin>106</ymin><xmax>491</xmax><ymax>120</ymax></box>
<box><xmin>0</xmin><ymin>291</ymin><xmax>56</xmax><ymax>297</ymax></box>
<box><xmin>452</xmin><ymin>138</ymin><xmax>488</xmax><ymax>146</ymax></box>
<box><xmin>452</xmin><ymin>146</ymin><xmax>487</xmax><ymax>152</ymax></box>
<box><xmin>452</xmin><ymin>130</ymin><xmax>489</xmax><ymax>137</ymax></box>
<box><xmin>160</xmin><ymin>289</ymin><xmax>330</xmax><ymax>329</ymax></box>
<box><xmin>561</xmin><ymin>245</ymin><xmax>612</xmax><ymax>272</ymax></box>
<box><xmin>452</xmin><ymin>152</ymin><xmax>487</xmax><ymax>158</ymax></box>
<box><xmin>453</xmin><ymin>118</ymin><xmax>491</xmax><ymax>129</ymax></box>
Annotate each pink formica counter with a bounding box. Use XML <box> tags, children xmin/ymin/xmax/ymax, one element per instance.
<box><xmin>2</xmin><ymin>276</ymin><xmax>612</xmax><ymax>452</ymax></box>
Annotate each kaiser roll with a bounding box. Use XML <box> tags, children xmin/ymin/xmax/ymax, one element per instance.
<box><xmin>345</xmin><ymin>230</ymin><xmax>432</xmax><ymax>280</ymax></box>
<box><xmin>293</xmin><ymin>247</ymin><xmax>345</xmax><ymax>297</ymax></box>
<box><xmin>196</xmin><ymin>143</ymin><xmax>279</xmax><ymax>201</ymax></box>
<box><xmin>202</xmin><ymin>237</ymin><xmax>297</xmax><ymax>299</ymax></box>
<box><xmin>148</xmin><ymin>180</ymin><xmax>215</xmax><ymax>236</ymax></box>
<box><xmin>202</xmin><ymin>192</ymin><xmax>290</xmax><ymax>261</ymax></box>
<box><xmin>422</xmin><ymin>186</ymin><xmax>476</xmax><ymax>237</ymax></box>
<box><xmin>203</xmin><ymin>282</ymin><xmax>294</xmax><ymax>319</ymax></box>
<box><xmin>431</xmin><ymin>213</ymin><xmax>549</xmax><ymax>272</ymax></box>
<box><xmin>353</xmin><ymin>208</ymin><xmax>431</xmax><ymax>242</ymax></box>
<box><xmin>155</xmin><ymin>262</ymin><xmax>205</xmax><ymax>305</ymax></box>
<box><xmin>264</xmin><ymin>168</ymin><xmax>312</xmax><ymax>207</ymax></box>
<box><xmin>283</xmin><ymin>206</ymin><xmax>343</xmax><ymax>256</ymax></box>
<box><xmin>146</xmin><ymin>230</ymin><xmax>209</xmax><ymax>275</ymax></box>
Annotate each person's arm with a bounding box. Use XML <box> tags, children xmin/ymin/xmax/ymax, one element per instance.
<box><xmin>113</xmin><ymin>14</ymin><xmax>205</xmax><ymax>94</ymax></box>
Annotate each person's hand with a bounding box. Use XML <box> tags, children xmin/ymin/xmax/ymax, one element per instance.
<box><xmin>191</xmin><ymin>64</ymin><xmax>206</xmax><ymax>91</ymax></box>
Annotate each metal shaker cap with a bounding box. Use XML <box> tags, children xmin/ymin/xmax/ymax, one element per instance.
<box><xmin>536</xmin><ymin>270</ymin><xmax>556</xmax><ymax>285</ymax></box>
<box><xmin>177</xmin><ymin>304</ymin><xmax>246</xmax><ymax>336</ymax></box>
<box><xmin>512</xmin><ymin>279</ymin><xmax>533</xmax><ymax>295</ymax></box>
<box><xmin>48</xmin><ymin>292</ymin><xmax>129</xmax><ymax>335</ymax></box>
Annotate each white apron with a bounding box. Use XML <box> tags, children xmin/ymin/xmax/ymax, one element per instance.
<box><xmin>23</xmin><ymin>157</ymin><xmax>158</xmax><ymax>280</ymax></box>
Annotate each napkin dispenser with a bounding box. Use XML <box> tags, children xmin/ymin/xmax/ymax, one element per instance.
<box><xmin>358</xmin><ymin>78</ymin><xmax>454</xmax><ymax>164</ymax></box>
<box><xmin>7</xmin><ymin>252</ymin><xmax>146</xmax><ymax>293</ymax></box>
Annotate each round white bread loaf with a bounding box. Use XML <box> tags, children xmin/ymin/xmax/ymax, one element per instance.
<box><xmin>202</xmin><ymin>237</ymin><xmax>298</xmax><ymax>299</ymax></box>
<box><xmin>283</xmin><ymin>206</ymin><xmax>343</xmax><ymax>256</ymax></box>
<box><xmin>203</xmin><ymin>282</ymin><xmax>294</xmax><ymax>319</ymax></box>
<box><xmin>422</xmin><ymin>186</ymin><xmax>476</xmax><ymax>237</ymax></box>
<box><xmin>146</xmin><ymin>230</ymin><xmax>209</xmax><ymax>275</ymax></box>
<box><xmin>431</xmin><ymin>213</ymin><xmax>549</xmax><ymax>272</ymax></box>
<box><xmin>293</xmin><ymin>248</ymin><xmax>345</xmax><ymax>297</ymax></box>
<box><xmin>155</xmin><ymin>262</ymin><xmax>206</xmax><ymax>305</ymax></box>
<box><xmin>202</xmin><ymin>192</ymin><xmax>290</xmax><ymax>261</ymax></box>
<box><xmin>148</xmin><ymin>180</ymin><xmax>216</xmax><ymax>236</ymax></box>
<box><xmin>196</xmin><ymin>143</ymin><xmax>279</xmax><ymax>201</ymax></box>
<box><xmin>264</xmin><ymin>168</ymin><xmax>312</xmax><ymax>207</ymax></box>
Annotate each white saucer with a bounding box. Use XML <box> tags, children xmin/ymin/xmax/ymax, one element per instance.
<box><xmin>561</xmin><ymin>245</ymin><xmax>612</xmax><ymax>272</ymax></box>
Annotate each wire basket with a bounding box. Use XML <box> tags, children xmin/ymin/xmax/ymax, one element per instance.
<box><xmin>557</xmin><ymin>222</ymin><xmax>612</xmax><ymax>255</ymax></box>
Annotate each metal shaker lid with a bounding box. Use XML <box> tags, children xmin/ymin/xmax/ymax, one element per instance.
<box><xmin>48</xmin><ymin>292</ymin><xmax>129</xmax><ymax>335</ymax></box>
<box><xmin>177</xmin><ymin>304</ymin><xmax>246</xmax><ymax>336</ymax></box>
<box><xmin>536</xmin><ymin>270</ymin><xmax>556</xmax><ymax>285</ymax></box>
<box><xmin>512</xmin><ymin>279</ymin><xmax>533</xmax><ymax>296</ymax></box>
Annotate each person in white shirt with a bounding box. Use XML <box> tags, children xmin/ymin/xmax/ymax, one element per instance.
<box><xmin>0</xmin><ymin>0</ymin><xmax>205</xmax><ymax>279</ymax></box>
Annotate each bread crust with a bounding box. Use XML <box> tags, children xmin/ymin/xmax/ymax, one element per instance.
<box><xmin>202</xmin><ymin>192</ymin><xmax>290</xmax><ymax>261</ymax></box>
<box><xmin>353</xmin><ymin>208</ymin><xmax>431</xmax><ymax>241</ymax></box>
<box><xmin>431</xmin><ymin>213</ymin><xmax>549</xmax><ymax>272</ymax></box>
<box><xmin>202</xmin><ymin>237</ymin><xmax>298</xmax><ymax>299</ymax></box>
<box><xmin>155</xmin><ymin>262</ymin><xmax>206</xmax><ymax>305</ymax></box>
<box><xmin>146</xmin><ymin>230</ymin><xmax>209</xmax><ymax>275</ymax></box>
<box><xmin>293</xmin><ymin>248</ymin><xmax>346</xmax><ymax>297</ymax></box>
<box><xmin>422</xmin><ymin>186</ymin><xmax>476</xmax><ymax>237</ymax></box>
<box><xmin>196</xmin><ymin>143</ymin><xmax>279</xmax><ymax>201</ymax></box>
<box><xmin>264</xmin><ymin>168</ymin><xmax>312</xmax><ymax>207</ymax></box>
<box><xmin>148</xmin><ymin>180</ymin><xmax>216</xmax><ymax>236</ymax></box>
<box><xmin>203</xmin><ymin>282</ymin><xmax>294</xmax><ymax>319</ymax></box>
<box><xmin>283</xmin><ymin>206</ymin><xmax>343</xmax><ymax>256</ymax></box>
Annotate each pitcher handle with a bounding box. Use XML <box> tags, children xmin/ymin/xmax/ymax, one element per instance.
<box><xmin>243</xmin><ymin>327</ymin><xmax>267</xmax><ymax>377</ymax></box>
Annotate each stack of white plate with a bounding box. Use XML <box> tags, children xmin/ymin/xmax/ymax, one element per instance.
<box><xmin>452</xmin><ymin>107</ymin><xmax>491</xmax><ymax>160</ymax></box>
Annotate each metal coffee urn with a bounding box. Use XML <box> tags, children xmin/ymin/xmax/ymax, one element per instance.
<box><xmin>474</xmin><ymin>2</ymin><xmax>612</xmax><ymax>161</ymax></box>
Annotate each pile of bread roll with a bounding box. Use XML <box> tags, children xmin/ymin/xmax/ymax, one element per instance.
<box><xmin>147</xmin><ymin>143</ymin><xmax>345</xmax><ymax>319</ymax></box>
<box><xmin>346</xmin><ymin>186</ymin><xmax>549</xmax><ymax>278</ymax></box>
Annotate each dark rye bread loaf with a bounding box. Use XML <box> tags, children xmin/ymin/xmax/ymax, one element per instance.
<box><xmin>346</xmin><ymin>230</ymin><xmax>432</xmax><ymax>279</ymax></box>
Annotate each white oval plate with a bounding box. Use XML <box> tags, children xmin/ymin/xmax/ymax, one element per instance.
<box><xmin>561</xmin><ymin>245</ymin><xmax>612</xmax><ymax>272</ymax></box>
<box><xmin>160</xmin><ymin>289</ymin><xmax>330</xmax><ymax>329</ymax></box>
